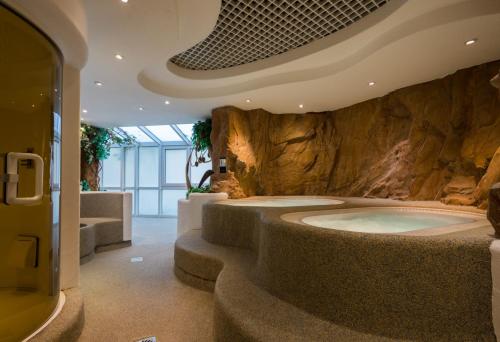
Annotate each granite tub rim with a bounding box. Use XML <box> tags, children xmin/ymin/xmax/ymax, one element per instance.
<box><xmin>202</xmin><ymin>198</ymin><xmax>495</xmax><ymax>249</ymax></box>
<box><xmin>259</xmin><ymin>208</ymin><xmax>494</xmax><ymax>257</ymax></box>
<box><xmin>214</xmin><ymin>195</ymin><xmax>345</xmax><ymax>208</ymax></box>
<box><xmin>280</xmin><ymin>206</ymin><xmax>491</xmax><ymax>237</ymax></box>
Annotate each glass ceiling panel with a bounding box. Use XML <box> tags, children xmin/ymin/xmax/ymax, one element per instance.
<box><xmin>177</xmin><ymin>124</ymin><xmax>193</xmax><ymax>140</ymax></box>
<box><xmin>120</xmin><ymin>126</ymin><xmax>154</xmax><ymax>143</ymax></box>
<box><xmin>113</xmin><ymin>128</ymin><xmax>127</xmax><ymax>140</ymax></box>
<box><xmin>145</xmin><ymin>125</ymin><xmax>182</xmax><ymax>142</ymax></box>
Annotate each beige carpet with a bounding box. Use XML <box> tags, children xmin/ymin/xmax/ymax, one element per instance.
<box><xmin>79</xmin><ymin>218</ymin><xmax>214</xmax><ymax>341</ymax></box>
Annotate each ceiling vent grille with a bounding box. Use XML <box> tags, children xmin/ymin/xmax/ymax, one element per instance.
<box><xmin>170</xmin><ymin>0</ymin><xmax>388</xmax><ymax>71</ymax></box>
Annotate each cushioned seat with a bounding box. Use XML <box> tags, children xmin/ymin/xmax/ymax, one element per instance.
<box><xmin>79</xmin><ymin>223</ymin><xmax>95</xmax><ymax>264</ymax></box>
<box><xmin>80</xmin><ymin>217</ymin><xmax>122</xmax><ymax>246</ymax></box>
<box><xmin>79</xmin><ymin>192</ymin><xmax>132</xmax><ymax>264</ymax></box>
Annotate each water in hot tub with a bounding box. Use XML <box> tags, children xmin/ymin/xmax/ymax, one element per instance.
<box><xmin>301</xmin><ymin>209</ymin><xmax>475</xmax><ymax>234</ymax></box>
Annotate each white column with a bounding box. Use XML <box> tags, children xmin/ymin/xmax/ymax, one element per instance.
<box><xmin>60</xmin><ymin>64</ymin><xmax>81</xmax><ymax>289</ymax></box>
<box><xmin>177</xmin><ymin>192</ymin><xmax>229</xmax><ymax>236</ymax></box>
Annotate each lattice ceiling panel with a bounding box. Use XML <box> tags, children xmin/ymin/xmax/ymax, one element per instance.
<box><xmin>170</xmin><ymin>0</ymin><xmax>388</xmax><ymax>71</ymax></box>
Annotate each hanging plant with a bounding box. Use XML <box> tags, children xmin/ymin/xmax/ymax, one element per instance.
<box><xmin>191</xmin><ymin>119</ymin><xmax>212</xmax><ymax>157</ymax></box>
<box><xmin>80</xmin><ymin>124</ymin><xmax>135</xmax><ymax>191</ymax></box>
<box><xmin>186</xmin><ymin>119</ymin><xmax>214</xmax><ymax>191</ymax></box>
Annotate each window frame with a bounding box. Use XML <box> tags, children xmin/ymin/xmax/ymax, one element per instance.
<box><xmin>99</xmin><ymin>124</ymin><xmax>194</xmax><ymax>218</ymax></box>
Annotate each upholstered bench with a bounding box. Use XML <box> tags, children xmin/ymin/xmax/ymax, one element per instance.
<box><xmin>79</xmin><ymin>223</ymin><xmax>95</xmax><ymax>264</ymax></box>
<box><xmin>79</xmin><ymin>192</ymin><xmax>132</xmax><ymax>264</ymax></box>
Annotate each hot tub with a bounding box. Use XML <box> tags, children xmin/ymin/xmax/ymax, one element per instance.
<box><xmin>197</xmin><ymin>199</ymin><xmax>495</xmax><ymax>339</ymax></box>
<box><xmin>281</xmin><ymin>207</ymin><xmax>489</xmax><ymax>236</ymax></box>
<box><xmin>217</xmin><ymin>196</ymin><xmax>344</xmax><ymax>207</ymax></box>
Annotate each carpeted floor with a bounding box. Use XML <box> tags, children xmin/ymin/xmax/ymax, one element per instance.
<box><xmin>79</xmin><ymin>218</ymin><xmax>214</xmax><ymax>341</ymax></box>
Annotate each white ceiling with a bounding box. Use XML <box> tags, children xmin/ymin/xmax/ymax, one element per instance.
<box><xmin>81</xmin><ymin>0</ymin><xmax>500</xmax><ymax>127</ymax></box>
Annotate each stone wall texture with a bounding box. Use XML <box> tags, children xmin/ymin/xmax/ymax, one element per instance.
<box><xmin>210</xmin><ymin>61</ymin><xmax>500</xmax><ymax>207</ymax></box>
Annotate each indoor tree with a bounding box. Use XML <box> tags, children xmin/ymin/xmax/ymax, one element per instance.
<box><xmin>186</xmin><ymin>119</ymin><xmax>214</xmax><ymax>195</ymax></box>
<box><xmin>80</xmin><ymin>123</ymin><xmax>135</xmax><ymax>191</ymax></box>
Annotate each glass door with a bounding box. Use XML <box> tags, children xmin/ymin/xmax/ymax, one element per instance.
<box><xmin>0</xmin><ymin>4</ymin><xmax>62</xmax><ymax>341</ymax></box>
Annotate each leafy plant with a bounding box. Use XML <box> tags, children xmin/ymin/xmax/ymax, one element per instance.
<box><xmin>186</xmin><ymin>185</ymin><xmax>212</xmax><ymax>198</ymax></box>
<box><xmin>186</xmin><ymin>119</ymin><xmax>213</xmax><ymax>191</ymax></box>
<box><xmin>80</xmin><ymin>124</ymin><xmax>135</xmax><ymax>164</ymax></box>
<box><xmin>191</xmin><ymin>119</ymin><xmax>212</xmax><ymax>156</ymax></box>
<box><xmin>80</xmin><ymin>179</ymin><xmax>91</xmax><ymax>191</ymax></box>
<box><xmin>80</xmin><ymin>124</ymin><xmax>135</xmax><ymax>190</ymax></box>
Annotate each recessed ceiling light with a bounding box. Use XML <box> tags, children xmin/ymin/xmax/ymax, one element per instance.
<box><xmin>465</xmin><ymin>38</ymin><xmax>477</xmax><ymax>46</ymax></box>
<box><xmin>82</xmin><ymin>109</ymin><xmax>88</xmax><ymax>113</ymax></box>
<box><xmin>368</xmin><ymin>81</ymin><xmax>376</xmax><ymax>86</ymax></box>
<box><xmin>164</xmin><ymin>100</ymin><xmax>170</xmax><ymax>105</ymax></box>
<box><xmin>299</xmin><ymin>104</ymin><xmax>304</xmax><ymax>109</ymax></box>
<box><xmin>121</xmin><ymin>0</ymin><xmax>128</xmax><ymax>3</ymax></box>
<box><xmin>139</xmin><ymin>106</ymin><xmax>144</xmax><ymax>111</ymax></box>
<box><xmin>115</xmin><ymin>54</ymin><xmax>123</xmax><ymax>60</ymax></box>
<box><xmin>94</xmin><ymin>81</ymin><xmax>103</xmax><ymax>87</ymax></box>
<box><xmin>245</xmin><ymin>98</ymin><xmax>251</xmax><ymax>103</ymax></box>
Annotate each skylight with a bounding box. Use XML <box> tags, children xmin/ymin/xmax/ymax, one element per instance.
<box><xmin>120</xmin><ymin>126</ymin><xmax>154</xmax><ymax>143</ymax></box>
<box><xmin>145</xmin><ymin>125</ymin><xmax>183</xmax><ymax>142</ymax></box>
<box><xmin>113</xmin><ymin>128</ymin><xmax>128</xmax><ymax>140</ymax></box>
<box><xmin>176</xmin><ymin>124</ymin><xmax>193</xmax><ymax>140</ymax></box>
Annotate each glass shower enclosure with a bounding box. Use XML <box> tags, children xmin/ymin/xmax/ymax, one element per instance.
<box><xmin>0</xmin><ymin>4</ymin><xmax>62</xmax><ymax>341</ymax></box>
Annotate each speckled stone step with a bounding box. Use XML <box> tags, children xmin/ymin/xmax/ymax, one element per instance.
<box><xmin>174</xmin><ymin>229</ymin><xmax>254</xmax><ymax>291</ymax></box>
<box><xmin>175</xmin><ymin>230</ymin><xmax>404</xmax><ymax>342</ymax></box>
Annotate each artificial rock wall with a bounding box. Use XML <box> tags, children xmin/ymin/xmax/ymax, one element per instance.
<box><xmin>210</xmin><ymin>61</ymin><xmax>500</xmax><ymax>208</ymax></box>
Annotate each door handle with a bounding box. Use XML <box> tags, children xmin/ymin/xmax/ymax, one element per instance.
<box><xmin>5</xmin><ymin>152</ymin><xmax>44</xmax><ymax>205</ymax></box>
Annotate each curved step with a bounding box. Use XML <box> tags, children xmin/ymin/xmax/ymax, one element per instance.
<box><xmin>31</xmin><ymin>288</ymin><xmax>84</xmax><ymax>342</ymax></box>
<box><xmin>174</xmin><ymin>229</ymin><xmax>254</xmax><ymax>290</ymax></box>
<box><xmin>214</xmin><ymin>266</ymin><xmax>404</xmax><ymax>342</ymax></box>
<box><xmin>174</xmin><ymin>230</ymin><xmax>404</xmax><ymax>341</ymax></box>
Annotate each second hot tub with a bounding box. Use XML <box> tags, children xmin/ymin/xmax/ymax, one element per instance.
<box><xmin>281</xmin><ymin>207</ymin><xmax>488</xmax><ymax>236</ymax></box>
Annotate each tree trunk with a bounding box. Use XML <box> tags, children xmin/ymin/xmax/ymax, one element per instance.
<box><xmin>81</xmin><ymin>155</ymin><xmax>100</xmax><ymax>191</ymax></box>
<box><xmin>185</xmin><ymin>150</ymin><xmax>193</xmax><ymax>190</ymax></box>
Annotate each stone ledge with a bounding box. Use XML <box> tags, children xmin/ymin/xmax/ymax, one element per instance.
<box><xmin>175</xmin><ymin>230</ymin><xmax>400</xmax><ymax>342</ymax></box>
<box><xmin>30</xmin><ymin>288</ymin><xmax>84</xmax><ymax>342</ymax></box>
<box><xmin>174</xmin><ymin>265</ymin><xmax>215</xmax><ymax>292</ymax></box>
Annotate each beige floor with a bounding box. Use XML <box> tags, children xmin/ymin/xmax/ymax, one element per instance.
<box><xmin>79</xmin><ymin>218</ymin><xmax>214</xmax><ymax>342</ymax></box>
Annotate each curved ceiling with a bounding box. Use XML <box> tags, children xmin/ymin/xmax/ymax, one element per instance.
<box><xmin>80</xmin><ymin>0</ymin><xmax>500</xmax><ymax>127</ymax></box>
<box><xmin>3</xmin><ymin>0</ymin><xmax>88</xmax><ymax>69</ymax></box>
<box><xmin>170</xmin><ymin>0</ymin><xmax>388</xmax><ymax>71</ymax></box>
